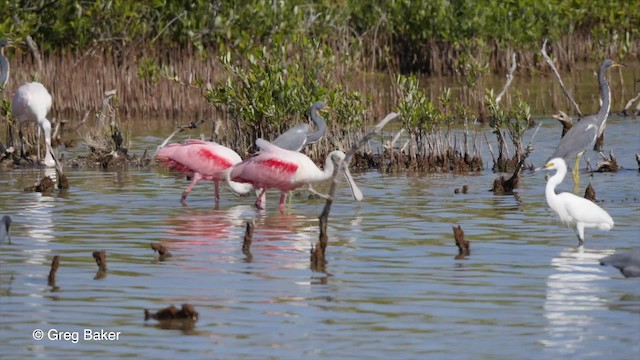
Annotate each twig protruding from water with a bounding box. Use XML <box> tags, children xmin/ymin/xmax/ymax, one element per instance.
<box><xmin>453</xmin><ymin>225</ymin><xmax>470</xmax><ymax>259</ymax></box>
<box><xmin>150</xmin><ymin>243</ymin><xmax>172</xmax><ymax>259</ymax></box>
<box><xmin>584</xmin><ymin>182</ymin><xmax>596</xmax><ymax>202</ymax></box>
<box><xmin>93</xmin><ymin>250</ymin><xmax>107</xmax><ymax>279</ymax></box>
<box><xmin>154</xmin><ymin>119</ymin><xmax>205</xmax><ymax>156</ymax></box>
<box><xmin>596</xmin><ymin>151</ymin><xmax>619</xmax><ymax>173</ymax></box>
<box><xmin>242</xmin><ymin>220</ymin><xmax>254</xmax><ymax>261</ymax></box>
<box><xmin>312</xmin><ymin>112</ymin><xmax>400</xmax><ymax>272</ymax></box>
<box><xmin>48</xmin><ymin>255</ymin><xmax>60</xmax><ymax>286</ymax></box>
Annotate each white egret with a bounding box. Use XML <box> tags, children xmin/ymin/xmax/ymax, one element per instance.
<box><xmin>539</xmin><ymin>157</ymin><xmax>614</xmax><ymax>246</ymax></box>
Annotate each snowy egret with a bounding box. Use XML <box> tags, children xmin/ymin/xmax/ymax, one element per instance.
<box><xmin>538</xmin><ymin>157</ymin><xmax>614</xmax><ymax>246</ymax></box>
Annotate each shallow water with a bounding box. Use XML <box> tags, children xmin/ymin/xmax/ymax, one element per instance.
<box><xmin>1</xmin><ymin>116</ymin><xmax>639</xmax><ymax>359</ymax></box>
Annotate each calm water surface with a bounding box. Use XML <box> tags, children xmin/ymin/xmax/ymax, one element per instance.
<box><xmin>1</xmin><ymin>116</ymin><xmax>639</xmax><ymax>359</ymax></box>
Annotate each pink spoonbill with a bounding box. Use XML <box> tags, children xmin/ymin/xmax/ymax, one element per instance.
<box><xmin>228</xmin><ymin>138</ymin><xmax>363</xmax><ymax>211</ymax></box>
<box><xmin>156</xmin><ymin>139</ymin><xmax>253</xmax><ymax>204</ymax></box>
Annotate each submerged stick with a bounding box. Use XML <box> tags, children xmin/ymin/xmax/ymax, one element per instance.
<box><xmin>150</xmin><ymin>243</ymin><xmax>172</xmax><ymax>259</ymax></box>
<box><xmin>312</xmin><ymin>112</ymin><xmax>399</xmax><ymax>271</ymax></box>
<box><xmin>48</xmin><ymin>255</ymin><xmax>60</xmax><ymax>286</ymax></box>
<box><xmin>541</xmin><ymin>39</ymin><xmax>583</xmax><ymax>117</ymax></box>
<box><xmin>452</xmin><ymin>225</ymin><xmax>470</xmax><ymax>259</ymax></box>
<box><xmin>92</xmin><ymin>250</ymin><xmax>107</xmax><ymax>272</ymax></box>
<box><xmin>242</xmin><ymin>220</ymin><xmax>254</xmax><ymax>261</ymax></box>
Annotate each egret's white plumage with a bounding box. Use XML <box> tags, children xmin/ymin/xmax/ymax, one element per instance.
<box><xmin>540</xmin><ymin>157</ymin><xmax>614</xmax><ymax>246</ymax></box>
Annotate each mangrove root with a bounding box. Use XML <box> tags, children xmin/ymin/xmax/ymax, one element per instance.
<box><xmin>596</xmin><ymin>151</ymin><xmax>619</xmax><ymax>173</ymax></box>
<box><xmin>92</xmin><ymin>250</ymin><xmax>107</xmax><ymax>272</ymax></box>
<box><xmin>584</xmin><ymin>183</ymin><xmax>596</xmax><ymax>202</ymax></box>
<box><xmin>24</xmin><ymin>176</ymin><xmax>55</xmax><ymax>193</ymax></box>
<box><xmin>150</xmin><ymin>243</ymin><xmax>172</xmax><ymax>259</ymax></box>
<box><xmin>453</xmin><ymin>225</ymin><xmax>470</xmax><ymax>259</ymax></box>
<box><xmin>144</xmin><ymin>304</ymin><xmax>199</xmax><ymax>322</ymax></box>
<box><xmin>242</xmin><ymin>220</ymin><xmax>254</xmax><ymax>261</ymax></box>
<box><xmin>48</xmin><ymin>255</ymin><xmax>60</xmax><ymax>286</ymax></box>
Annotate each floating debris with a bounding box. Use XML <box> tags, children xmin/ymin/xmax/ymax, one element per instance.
<box><xmin>452</xmin><ymin>225</ymin><xmax>470</xmax><ymax>259</ymax></box>
<box><xmin>596</xmin><ymin>151</ymin><xmax>619</xmax><ymax>172</ymax></box>
<box><xmin>150</xmin><ymin>243</ymin><xmax>172</xmax><ymax>260</ymax></box>
<box><xmin>48</xmin><ymin>256</ymin><xmax>60</xmax><ymax>286</ymax></box>
<box><xmin>24</xmin><ymin>176</ymin><xmax>55</xmax><ymax>193</ymax></box>
<box><xmin>600</xmin><ymin>250</ymin><xmax>640</xmax><ymax>277</ymax></box>
<box><xmin>144</xmin><ymin>304</ymin><xmax>199</xmax><ymax>321</ymax></box>
<box><xmin>455</xmin><ymin>185</ymin><xmax>469</xmax><ymax>194</ymax></box>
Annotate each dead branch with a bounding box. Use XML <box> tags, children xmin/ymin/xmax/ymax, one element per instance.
<box><xmin>154</xmin><ymin>119</ymin><xmax>205</xmax><ymax>156</ymax></box>
<box><xmin>620</xmin><ymin>92</ymin><xmax>640</xmax><ymax>116</ymax></box>
<box><xmin>541</xmin><ymin>40</ymin><xmax>583</xmax><ymax>117</ymax></box>
<box><xmin>452</xmin><ymin>225</ymin><xmax>470</xmax><ymax>259</ymax></box>
<box><xmin>312</xmin><ymin>112</ymin><xmax>399</xmax><ymax>271</ymax></box>
<box><xmin>496</xmin><ymin>52</ymin><xmax>517</xmax><ymax>104</ymax></box>
<box><xmin>242</xmin><ymin>220</ymin><xmax>254</xmax><ymax>261</ymax></box>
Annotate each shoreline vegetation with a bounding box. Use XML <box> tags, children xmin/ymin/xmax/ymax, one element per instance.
<box><xmin>1</xmin><ymin>0</ymin><xmax>639</xmax><ymax>174</ymax></box>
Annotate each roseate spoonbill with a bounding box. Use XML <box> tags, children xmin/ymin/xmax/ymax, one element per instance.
<box><xmin>0</xmin><ymin>215</ymin><xmax>11</xmax><ymax>244</ymax></box>
<box><xmin>156</xmin><ymin>139</ymin><xmax>253</xmax><ymax>204</ymax></box>
<box><xmin>1</xmin><ymin>39</ymin><xmax>56</xmax><ymax>167</ymax></box>
<box><xmin>600</xmin><ymin>249</ymin><xmax>640</xmax><ymax>277</ymax></box>
<box><xmin>228</xmin><ymin>139</ymin><xmax>362</xmax><ymax>211</ymax></box>
<box><xmin>548</xmin><ymin>59</ymin><xmax>625</xmax><ymax>185</ymax></box>
<box><xmin>273</xmin><ymin>101</ymin><xmax>327</xmax><ymax>151</ymax></box>
<box><xmin>537</xmin><ymin>158</ymin><xmax>614</xmax><ymax>246</ymax></box>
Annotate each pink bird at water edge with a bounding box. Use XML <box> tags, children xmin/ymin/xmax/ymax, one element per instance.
<box><xmin>228</xmin><ymin>139</ymin><xmax>363</xmax><ymax>211</ymax></box>
<box><xmin>156</xmin><ymin>140</ymin><xmax>253</xmax><ymax>204</ymax></box>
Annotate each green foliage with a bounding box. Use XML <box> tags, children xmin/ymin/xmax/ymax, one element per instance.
<box><xmin>1</xmin><ymin>0</ymin><xmax>637</xmax><ymax>66</ymax></box>
<box><xmin>202</xmin><ymin>35</ymin><xmax>368</xmax><ymax>144</ymax></box>
<box><xmin>485</xmin><ymin>89</ymin><xmax>531</xmax><ymax>161</ymax></box>
<box><xmin>396</xmin><ymin>74</ymin><xmax>445</xmax><ymax>135</ymax></box>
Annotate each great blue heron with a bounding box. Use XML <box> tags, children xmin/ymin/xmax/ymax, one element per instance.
<box><xmin>0</xmin><ymin>215</ymin><xmax>11</xmax><ymax>244</ymax></box>
<box><xmin>1</xmin><ymin>38</ymin><xmax>56</xmax><ymax>167</ymax></box>
<box><xmin>548</xmin><ymin>59</ymin><xmax>625</xmax><ymax>185</ymax></box>
<box><xmin>273</xmin><ymin>101</ymin><xmax>327</xmax><ymax>151</ymax></box>
<box><xmin>600</xmin><ymin>249</ymin><xmax>640</xmax><ymax>277</ymax></box>
<box><xmin>537</xmin><ymin>158</ymin><xmax>614</xmax><ymax>247</ymax></box>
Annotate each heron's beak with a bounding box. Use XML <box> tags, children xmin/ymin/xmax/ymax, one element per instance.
<box><xmin>612</xmin><ymin>61</ymin><xmax>626</xmax><ymax>68</ymax></box>
<box><xmin>343</xmin><ymin>167</ymin><xmax>363</xmax><ymax>201</ymax></box>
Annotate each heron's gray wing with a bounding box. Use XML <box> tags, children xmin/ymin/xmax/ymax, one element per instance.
<box><xmin>273</xmin><ymin>124</ymin><xmax>311</xmax><ymax>151</ymax></box>
<box><xmin>549</xmin><ymin>116</ymin><xmax>599</xmax><ymax>161</ymax></box>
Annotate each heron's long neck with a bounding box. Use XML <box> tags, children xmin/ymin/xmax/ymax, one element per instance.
<box><xmin>545</xmin><ymin>167</ymin><xmax>565</xmax><ymax>210</ymax></box>
<box><xmin>596</xmin><ymin>66</ymin><xmax>611</xmax><ymax>123</ymax></box>
<box><xmin>306</xmin><ymin>106</ymin><xmax>326</xmax><ymax>144</ymax></box>
<box><xmin>0</xmin><ymin>52</ymin><xmax>9</xmax><ymax>88</ymax></box>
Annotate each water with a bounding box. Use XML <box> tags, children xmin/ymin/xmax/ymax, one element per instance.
<box><xmin>1</xmin><ymin>116</ymin><xmax>639</xmax><ymax>359</ymax></box>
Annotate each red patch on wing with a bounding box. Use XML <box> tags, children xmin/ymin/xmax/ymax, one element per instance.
<box><xmin>261</xmin><ymin>158</ymin><xmax>298</xmax><ymax>174</ymax></box>
<box><xmin>198</xmin><ymin>148</ymin><xmax>233</xmax><ymax>168</ymax></box>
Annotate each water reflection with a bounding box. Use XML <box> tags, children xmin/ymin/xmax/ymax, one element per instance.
<box><xmin>542</xmin><ymin>247</ymin><xmax>615</xmax><ymax>356</ymax></box>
